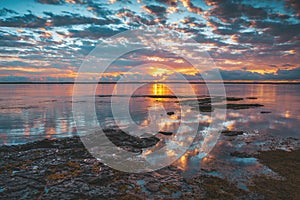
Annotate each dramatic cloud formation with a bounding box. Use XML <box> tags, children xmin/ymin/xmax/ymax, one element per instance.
<box><xmin>0</xmin><ymin>0</ymin><xmax>299</xmax><ymax>81</ymax></box>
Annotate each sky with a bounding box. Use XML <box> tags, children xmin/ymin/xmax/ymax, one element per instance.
<box><xmin>0</xmin><ymin>0</ymin><xmax>299</xmax><ymax>82</ymax></box>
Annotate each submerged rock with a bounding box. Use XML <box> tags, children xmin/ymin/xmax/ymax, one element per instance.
<box><xmin>260</xmin><ymin>111</ymin><xmax>271</xmax><ymax>114</ymax></box>
<box><xmin>230</xmin><ymin>151</ymin><xmax>253</xmax><ymax>158</ymax></box>
<box><xmin>199</xmin><ymin>105</ymin><xmax>214</xmax><ymax>112</ymax></box>
<box><xmin>158</xmin><ymin>131</ymin><xmax>173</xmax><ymax>136</ymax></box>
<box><xmin>183</xmin><ymin>96</ymin><xmax>263</xmax><ymax>112</ymax></box>
<box><xmin>226</xmin><ymin>97</ymin><xmax>244</xmax><ymax>101</ymax></box>
<box><xmin>221</xmin><ymin>130</ymin><xmax>244</xmax><ymax>136</ymax></box>
<box><xmin>166</xmin><ymin>111</ymin><xmax>175</xmax><ymax>116</ymax></box>
<box><xmin>103</xmin><ymin>129</ymin><xmax>160</xmax><ymax>151</ymax></box>
<box><xmin>246</xmin><ymin>97</ymin><xmax>258</xmax><ymax>100</ymax></box>
<box><xmin>221</xmin><ymin>104</ymin><xmax>264</xmax><ymax>110</ymax></box>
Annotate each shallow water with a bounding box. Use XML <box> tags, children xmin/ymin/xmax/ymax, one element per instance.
<box><xmin>1</xmin><ymin>83</ymin><xmax>299</xmax><ymax>185</ymax></box>
<box><xmin>0</xmin><ymin>83</ymin><xmax>299</xmax><ymax>145</ymax></box>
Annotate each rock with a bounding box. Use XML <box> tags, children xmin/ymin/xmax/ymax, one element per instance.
<box><xmin>226</xmin><ymin>97</ymin><xmax>244</xmax><ymax>101</ymax></box>
<box><xmin>167</xmin><ymin>111</ymin><xmax>175</xmax><ymax>116</ymax></box>
<box><xmin>230</xmin><ymin>151</ymin><xmax>252</xmax><ymax>158</ymax></box>
<box><xmin>221</xmin><ymin>130</ymin><xmax>244</xmax><ymax>136</ymax></box>
<box><xmin>261</xmin><ymin>111</ymin><xmax>271</xmax><ymax>114</ymax></box>
<box><xmin>222</xmin><ymin>104</ymin><xmax>263</xmax><ymax>110</ymax></box>
<box><xmin>88</xmin><ymin>175</ymin><xmax>111</xmax><ymax>186</ymax></box>
<box><xmin>188</xmin><ymin>98</ymin><xmax>264</xmax><ymax>112</ymax></box>
<box><xmin>158</xmin><ymin>131</ymin><xmax>173</xmax><ymax>136</ymax></box>
<box><xmin>145</xmin><ymin>182</ymin><xmax>160</xmax><ymax>192</ymax></box>
<box><xmin>190</xmin><ymin>105</ymin><xmax>214</xmax><ymax>112</ymax></box>
<box><xmin>199</xmin><ymin>105</ymin><xmax>213</xmax><ymax>112</ymax></box>
<box><xmin>0</xmin><ymin>135</ymin><xmax>298</xmax><ymax>199</ymax></box>
<box><xmin>103</xmin><ymin>129</ymin><xmax>160</xmax><ymax>150</ymax></box>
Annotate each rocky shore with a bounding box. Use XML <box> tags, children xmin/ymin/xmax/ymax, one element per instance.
<box><xmin>1</xmin><ymin>96</ymin><xmax>299</xmax><ymax>199</ymax></box>
<box><xmin>0</xmin><ymin>134</ymin><xmax>299</xmax><ymax>200</ymax></box>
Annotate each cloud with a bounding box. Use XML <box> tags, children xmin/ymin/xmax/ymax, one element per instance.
<box><xmin>0</xmin><ymin>14</ymin><xmax>47</xmax><ymax>28</ymax></box>
<box><xmin>0</xmin><ymin>0</ymin><xmax>299</xmax><ymax>82</ymax></box>
<box><xmin>36</xmin><ymin>0</ymin><xmax>63</xmax><ymax>4</ymax></box>
<box><xmin>143</xmin><ymin>5</ymin><xmax>167</xmax><ymax>16</ymax></box>
<box><xmin>69</xmin><ymin>25</ymin><xmax>127</xmax><ymax>39</ymax></box>
<box><xmin>0</xmin><ymin>11</ymin><xmax>120</xmax><ymax>28</ymax></box>
<box><xmin>285</xmin><ymin>0</ymin><xmax>300</xmax><ymax>16</ymax></box>
<box><xmin>0</xmin><ymin>8</ymin><xmax>18</xmax><ymax>16</ymax></box>
<box><xmin>36</xmin><ymin>0</ymin><xmax>87</xmax><ymax>5</ymax></box>
<box><xmin>180</xmin><ymin>0</ymin><xmax>202</xmax><ymax>14</ymax></box>
<box><xmin>142</xmin><ymin>5</ymin><xmax>167</xmax><ymax>23</ymax></box>
<box><xmin>208</xmin><ymin>67</ymin><xmax>300</xmax><ymax>80</ymax></box>
<box><xmin>116</xmin><ymin>8</ymin><xmax>156</xmax><ymax>26</ymax></box>
<box><xmin>213</xmin><ymin>28</ymin><xmax>236</xmax><ymax>35</ymax></box>
<box><xmin>155</xmin><ymin>0</ymin><xmax>178</xmax><ymax>6</ymax></box>
<box><xmin>282</xmin><ymin>63</ymin><xmax>293</xmax><ymax>67</ymax></box>
<box><xmin>250</xmin><ymin>20</ymin><xmax>300</xmax><ymax>43</ymax></box>
<box><xmin>207</xmin><ymin>0</ymin><xmax>268</xmax><ymax>22</ymax></box>
<box><xmin>232</xmin><ymin>32</ymin><xmax>274</xmax><ymax>45</ymax></box>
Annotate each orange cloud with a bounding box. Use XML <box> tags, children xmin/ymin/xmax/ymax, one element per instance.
<box><xmin>149</xmin><ymin>67</ymin><xmax>173</xmax><ymax>77</ymax></box>
<box><xmin>146</xmin><ymin>56</ymin><xmax>168</xmax><ymax>62</ymax></box>
<box><xmin>180</xmin><ymin>0</ymin><xmax>202</xmax><ymax>14</ymax></box>
<box><xmin>247</xmin><ymin>69</ymin><xmax>277</xmax><ymax>75</ymax></box>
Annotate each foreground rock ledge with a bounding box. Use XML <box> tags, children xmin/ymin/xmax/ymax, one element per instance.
<box><xmin>0</xmin><ymin>136</ymin><xmax>299</xmax><ymax>199</ymax></box>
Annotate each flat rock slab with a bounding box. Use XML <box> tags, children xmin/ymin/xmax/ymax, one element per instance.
<box><xmin>219</xmin><ymin>104</ymin><xmax>264</xmax><ymax>110</ymax></box>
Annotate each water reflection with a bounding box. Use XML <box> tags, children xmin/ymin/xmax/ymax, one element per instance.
<box><xmin>0</xmin><ymin>84</ymin><xmax>299</xmax><ymax>142</ymax></box>
<box><xmin>0</xmin><ymin>84</ymin><xmax>299</xmax><ymax>183</ymax></box>
<box><xmin>0</xmin><ymin>85</ymin><xmax>76</xmax><ymax>144</ymax></box>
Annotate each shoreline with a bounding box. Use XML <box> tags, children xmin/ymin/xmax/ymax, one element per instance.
<box><xmin>0</xmin><ymin>134</ymin><xmax>299</xmax><ymax>199</ymax></box>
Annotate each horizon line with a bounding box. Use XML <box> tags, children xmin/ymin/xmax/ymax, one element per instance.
<box><xmin>0</xmin><ymin>81</ymin><xmax>300</xmax><ymax>84</ymax></box>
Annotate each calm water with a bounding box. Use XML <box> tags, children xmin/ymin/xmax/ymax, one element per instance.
<box><xmin>0</xmin><ymin>83</ymin><xmax>299</xmax><ymax>145</ymax></box>
<box><xmin>1</xmin><ymin>83</ymin><xmax>299</xmax><ymax>185</ymax></box>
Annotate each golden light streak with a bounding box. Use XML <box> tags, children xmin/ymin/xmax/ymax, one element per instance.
<box><xmin>146</xmin><ymin>56</ymin><xmax>167</xmax><ymax>62</ymax></box>
<box><xmin>175</xmin><ymin>68</ymin><xmax>199</xmax><ymax>75</ymax></box>
<box><xmin>1</xmin><ymin>66</ymin><xmax>69</xmax><ymax>73</ymax></box>
<box><xmin>227</xmin><ymin>122</ymin><xmax>235</xmax><ymax>131</ymax></box>
<box><xmin>87</xmin><ymin>6</ymin><xmax>94</xmax><ymax>11</ymax></box>
<box><xmin>181</xmin><ymin>0</ymin><xmax>202</xmax><ymax>14</ymax></box>
<box><xmin>45</xmin><ymin>20</ymin><xmax>52</xmax><ymax>27</ymax></box>
<box><xmin>174</xmin><ymin>59</ymin><xmax>184</xmax><ymax>63</ymax></box>
<box><xmin>152</xmin><ymin>83</ymin><xmax>165</xmax><ymax>96</ymax></box>
<box><xmin>65</xmin><ymin>0</ymin><xmax>77</xmax><ymax>3</ymax></box>
<box><xmin>224</xmin><ymin>60</ymin><xmax>242</xmax><ymax>65</ymax></box>
<box><xmin>289</xmin><ymin>50</ymin><xmax>296</xmax><ymax>54</ymax></box>
<box><xmin>166</xmin><ymin>150</ymin><xmax>176</xmax><ymax>157</ymax></box>
<box><xmin>141</xmin><ymin>6</ymin><xmax>152</xmax><ymax>14</ymax></box>
<box><xmin>285</xmin><ymin>110</ymin><xmax>291</xmax><ymax>118</ymax></box>
<box><xmin>247</xmin><ymin>69</ymin><xmax>277</xmax><ymax>75</ymax></box>
<box><xmin>40</xmin><ymin>31</ymin><xmax>52</xmax><ymax>39</ymax></box>
<box><xmin>167</xmin><ymin>6</ymin><xmax>179</xmax><ymax>14</ymax></box>
<box><xmin>45</xmin><ymin>127</ymin><xmax>56</xmax><ymax>139</ymax></box>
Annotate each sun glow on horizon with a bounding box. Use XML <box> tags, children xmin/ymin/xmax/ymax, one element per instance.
<box><xmin>150</xmin><ymin>67</ymin><xmax>173</xmax><ymax>78</ymax></box>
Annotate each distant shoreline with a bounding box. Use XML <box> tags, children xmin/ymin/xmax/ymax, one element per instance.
<box><xmin>0</xmin><ymin>81</ymin><xmax>300</xmax><ymax>84</ymax></box>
